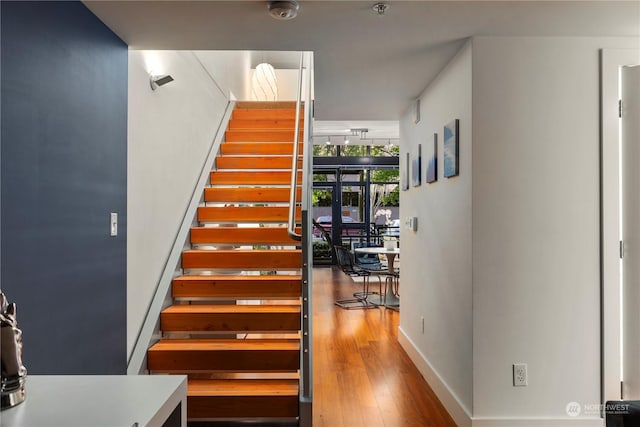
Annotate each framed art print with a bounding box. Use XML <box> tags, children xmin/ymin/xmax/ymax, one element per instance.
<box><xmin>412</xmin><ymin>144</ymin><xmax>422</xmax><ymax>187</ymax></box>
<box><xmin>402</xmin><ymin>152</ymin><xmax>410</xmax><ymax>190</ymax></box>
<box><xmin>444</xmin><ymin>119</ymin><xmax>459</xmax><ymax>178</ymax></box>
<box><xmin>426</xmin><ymin>133</ymin><xmax>437</xmax><ymax>183</ymax></box>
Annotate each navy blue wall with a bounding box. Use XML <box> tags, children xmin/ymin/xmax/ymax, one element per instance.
<box><xmin>1</xmin><ymin>2</ymin><xmax>127</xmax><ymax>374</ymax></box>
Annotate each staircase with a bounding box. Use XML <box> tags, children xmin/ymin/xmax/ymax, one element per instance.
<box><xmin>147</xmin><ymin>101</ymin><xmax>305</xmax><ymax>423</ymax></box>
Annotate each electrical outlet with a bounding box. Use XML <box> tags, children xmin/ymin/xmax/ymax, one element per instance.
<box><xmin>421</xmin><ymin>316</ymin><xmax>425</xmax><ymax>334</ymax></box>
<box><xmin>513</xmin><ymin>363</ymin><xmax>528</xmax><ymax>387</ymax></box>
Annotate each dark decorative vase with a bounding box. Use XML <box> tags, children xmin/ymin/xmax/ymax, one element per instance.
<box><xmin>1</xmin><ymin>291</ymin><xmax>27</xmax><ymax>409</ymax></box>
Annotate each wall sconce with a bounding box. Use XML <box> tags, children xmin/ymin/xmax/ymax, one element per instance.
<box><xmin>150</xmin><ymin>74</ymin><xmax>174</xmax><ymax>91</ymax></box>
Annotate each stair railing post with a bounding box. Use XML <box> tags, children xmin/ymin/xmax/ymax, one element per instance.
<box><xmin>297</xmin><ymin>51</ymin><xmax>314</xmax><ymax>427</ymax></box>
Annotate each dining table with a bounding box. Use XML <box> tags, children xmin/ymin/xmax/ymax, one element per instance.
<box><xmin>354</xmin><ymin>246</ymin><xmax>400</xmax><ymax>310</ymax></box>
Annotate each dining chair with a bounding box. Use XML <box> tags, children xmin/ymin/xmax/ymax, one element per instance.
<box><xmin>351</xmin><ymin>242</ymin><xmax>383</xmax><ymax>271</ymax></box>
<box><xmin>334</xmin><ymin>246</ymin><xmax>381</xmax><ymax>309</ymax></box>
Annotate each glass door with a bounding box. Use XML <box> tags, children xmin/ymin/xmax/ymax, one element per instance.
<box><xmin>312</xmin><ymin>171</ymin><xmax>339</xmax><ymax>264</ymax></box>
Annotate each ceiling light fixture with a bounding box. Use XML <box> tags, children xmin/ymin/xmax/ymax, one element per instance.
<box><xmin>268</xmin><ymin>1</ymin><xmax>299</xmax><ymax>20</ymax></box>
<box><xmin>350</xmin><ymin>128</ymin><xmax>369</xmax><ymax>139</ymax></box>
<box><xmin>344</xmin><ymin>136</ymin><xmax>350</xmax><ymax>145</ymax></box>
<box><xmin>372</xmin><ymin>3</ymin><xmax>389</xmax><ymax>16</ymax></box>
<box><xmin>326</xmin><ymin>138</ymin><xmax>331</xmax><ymax>145</ymax></box>
<box><xmin>251</xmin><ymin>63</ymin><xmax>278</xmax><ymax>101</ymax></box>
<box><xmin>150</xmin><ymin>74</ymin><xmax>174</xmax><ymax>91</ymax></box>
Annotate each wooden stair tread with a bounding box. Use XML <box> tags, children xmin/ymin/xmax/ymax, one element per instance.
<box><xmin>182</xmin><ymin>249</ymin><xmax>302</xmax><ymax>269</ymax></box>
<box><xmin>210</xmin><ymin>171</ymin><xmax>301</xmax><ymax>185</ymax></box>
<box><xmin>220</xmin><ymin>142</ymin><xmax>302</xmax><ymax>155</ymax></box>
<box><xmin>186</xmin><ymin>378</ymin><xmax>299</xmax><ymax>419</ymax></box>
<box><xmin>216</xmin><ymin>155</ymin><xmax>302</xmax><ymax>170</ymax></box>
<box><xmin>148</xmin><ymin>340</ymin><xmax>300</xmax><ymax>372</ymax></box>
<box><xmin>191</xmin><ymin>226</ymin><xmax>299</xmax><ymax>245</ymax></box>
<box><xmin>161</xmin><ymin>303</ymin><xmax>301</xmax><ymax>332</ymax></box>
<box><xmin>172</xmin><ymin>275</ymin><xmax>302</xmax><ymax>299</ymax></box>
<box><xmin>149</xmin><ymin>338</ymin><xmax>299</xmax><ymax>351</ymax></box>
<box><xmin>225</xmin><ymin>130</ymin><xmax>304</xmax><ymax>143</ymax></box>
<box><xmin>188</xmin><ymin>379</ymin><xmax>298</xmax><ymax>397</ymax></box>
<box><xmin>198</xmin><ymin>206</ymin><xmax>301</xmax><ymax>223</ymax></box>
<box><xmin>173</xmin><ymin>275</ymin><xmax>301</xmax><ymax>283</ymax></box>
<box><xmin>232</xmin><ymin>110</ymin><xmax>299</xmax><ymax>120</ymax></box>
<box><xmin>163</xmin><ymin>304</ymin><xmax>300</xmax><ymax>314</ymax></box>
<box><xmin>188</xmin><ymin>372</ymin><xmax>300</xmax><ymax>380</ymax></box>
<box><xmin>234</xmin><ymin>101</ymin><xmax>299</xmax><ymax>109</ymax></box>
<box><xmin>228</xmin><ymin>119</ymin><xmax>301</xmax><ymax>130</ymax></box>
<box><xmin>204</xmin><ymin>187</ymin><xmax>301</xmax><ymax>203</ymax></box>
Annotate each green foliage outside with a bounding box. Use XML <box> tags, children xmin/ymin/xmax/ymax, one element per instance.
<box><xmin>311</xmin><ymin>144</ymin><xmax>400</xmax><ymax>209</ymax></box>
<box><xmin>312</xmin><ymin>189</ymin><xmax>332</xmax><ymax>206</ymax></box>
<box><xmin>312</xmin><ymin>144</ymin><xmax>399</xmax><ymax>158</ymax></box>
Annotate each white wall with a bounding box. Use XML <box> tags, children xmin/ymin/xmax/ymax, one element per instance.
<box><xmin>194</xmin><ymin>51</ymin><xmax>252</xmax><ymax>100</ymax></box>
<box><xmin>249</xmin><ymin>69</ymin><xmax>312</xmax><ymax>101</ymax></box>
<box><xmin>127</xmin><ymin>50</ymin><xmax>230</xmax><ymax>356</ymax></box>
<box><xmin>399</xmin><ymin>41</ymin><xmax>473</xmax><ymax>423</ymax></box>
<box><xmin>398</xmin><ymin>36</ymin><xmax>639</xmax><ymax>426</ymax></box>
<box><xmin>472</xmin><ymin>37</ymin><xmax>637</xmax><ymax>423</ymax></box>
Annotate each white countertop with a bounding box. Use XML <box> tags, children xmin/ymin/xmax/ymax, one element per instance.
<box><xmin>0</xmin><ymin>375</ymin><xmax>187</xmax><ymax>427</ymax></box>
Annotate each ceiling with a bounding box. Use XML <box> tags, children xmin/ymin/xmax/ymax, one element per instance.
<box><xmin>85</xmin><ymin>0</ymin><xmax>639</xmax><ymax>129</ymax></box>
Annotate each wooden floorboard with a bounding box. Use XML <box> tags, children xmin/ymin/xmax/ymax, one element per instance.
<box><xmin>312</xmin><ymin>266</ymin><xmax>456</xmax><ymax>427</ymax></box>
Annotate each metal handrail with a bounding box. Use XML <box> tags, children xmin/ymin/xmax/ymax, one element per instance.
<box><xmin>287</xmin><ymin>51</ymin><xmax>314</xmax><ymax>427</ymax></box>
<box><xmin>288</xmin><ymin>53</ymin><xmax>305</xmax><ymax>241</ymax></box>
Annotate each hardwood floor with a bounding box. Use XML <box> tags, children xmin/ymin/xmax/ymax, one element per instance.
<box><xmin>312</xmin><ymin>266</ymin><xmax>456</xmax><ymax>427</ymax></box>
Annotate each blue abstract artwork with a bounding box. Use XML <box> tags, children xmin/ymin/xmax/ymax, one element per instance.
<box><xmin>426</xmin><ymin>133</ymin><xmax>437</xmax><ymax>183</ymax></box>
<box><xmin>402</xmin><ymin>152</ymin><xmax>410</xmax><ymax>190</ymax></box>
<box><xmin>444</xmin><ymin>119</ymin><xmax>459</xmax><ymax>178</ymax></box>
<box><xmin>412</xmin><ymin>144</ymin><xmax>422</xmax><ymax>187</ymax></box>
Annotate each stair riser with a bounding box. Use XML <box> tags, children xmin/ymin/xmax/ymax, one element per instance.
<box><xmin>197</xmin><ymin>206</ymin><xmax>301</xmax><ymax>223</ymax></box>
<box><xmin>161</xmin><ymin>313</ymin><xmax>301</xmax><ymax>333</ymax></box>
<box><xmin>188</xmin><ymin>395</ymin><xmax>298</xmax><ymax>419</ymax></box>
<box><xmin>210</xmin><ymin>171</ymin><xmax>302</xmax><ymax>185</ymax></box>
<box><xmin>203</xmin><ymin>187</ymin><xmax>301</xmax><ymax>203</ymax></box>
<box><xmin>172</xmin><ymin>282</ymin><xmax>302</xmax><ymax>299</ymax></box>
<box><xmin>216</xmin><ymin>156</ymin><xmax>302</xmax><ymax>170</ymax></box>
<box><xmin>220</xmin><ymin>143</ymin><xmax>303</xmax><ymax>155</ymax></box>
<box><xmin>225</xmin><ymin>131</ymin><xmax>304</xmax><ymax>143</ymax></box>
<box><xmin>148</xmin><ymin>350</ymin><xmax>299</xmax><ymax>371</ymax></box>
<box><xmin>190</xmin><ymin>227</ymin><xmax>299</xmax><ymax>245</ymax></box>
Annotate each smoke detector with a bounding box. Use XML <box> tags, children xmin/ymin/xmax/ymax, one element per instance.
<box><xmin>268</xmin><ymin>1</ymin><xmax>300</xmax><ymax>20</ymax></box>
<box><xmin>372</xmin><ymin>3</ymin><xmax>389</xmax><ymax>16</ymax></box>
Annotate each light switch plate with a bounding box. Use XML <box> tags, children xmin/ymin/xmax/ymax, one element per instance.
<box><xmin>110</xmin><ymin>212</ymin><xmax>118</xmax><ymax>237</ymax></box>
<box><xmin>406</xmin><ymin>217</ymin><xmax>418</xmax><ymax>232</ymax></box>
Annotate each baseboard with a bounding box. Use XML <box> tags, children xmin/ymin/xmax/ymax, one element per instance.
<box><xmin>397</xmin><ymin>326</ymin><xmax>472</xmax><ymax>427</ymax></box>
<box><xmin>472</xmin><ymin>417</ymin><xmax>603</xmax><ymax>427</ymax></box>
